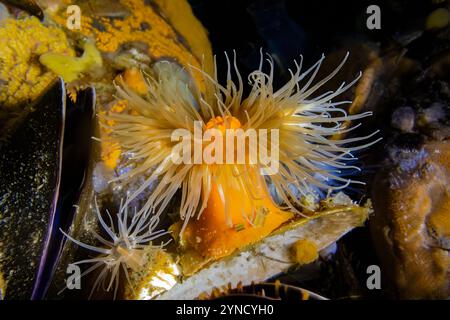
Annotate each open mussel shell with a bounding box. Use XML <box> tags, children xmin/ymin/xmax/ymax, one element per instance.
<box><xmin>0</xmin><ymin>79</ymin><xmax>95</xmax><ymax>299</ymax></box>
<box><xmin>34</xmin><ymin>86</ymin><xmax>95</xmax><ymax>300</ymax></box>
<box><xmin>212</xmin><ymin>282</ymin><xmax>328</xmax><ymax>301</ymax></box>
<box><xmin>45</xmin><ymin>96</ymin><xmax>103</xmax><ymax>300</ymax></box>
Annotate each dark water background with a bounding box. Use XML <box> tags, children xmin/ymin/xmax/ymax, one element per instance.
<box><xmin>189</xmin><ymin>0</ymin><xmax>432</xmax><ymax>87</ymax></box>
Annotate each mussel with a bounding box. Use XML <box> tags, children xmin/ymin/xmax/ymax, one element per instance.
<box><xmin>0</xmin><ymin>79</ymin><xmax>95</xmax><ymax>299</ymax></box>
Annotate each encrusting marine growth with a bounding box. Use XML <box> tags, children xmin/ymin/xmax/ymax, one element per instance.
<box><xmin>0</xmin><ymin>16</ymin><xmax>74</xmax><ymax>108</ymax></box>
<box><xmin>61</xmin><ymin>198</ymin><xmax>169</xmax><ymax>298</ymax></box>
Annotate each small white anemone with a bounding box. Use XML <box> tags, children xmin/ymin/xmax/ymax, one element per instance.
<box><xmin>61</xmin><ymin>198</ymin><xmax>169</xmax><ymax>299</ymax></box>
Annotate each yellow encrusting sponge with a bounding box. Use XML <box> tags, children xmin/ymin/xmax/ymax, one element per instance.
<box><xmin>0</xmin><ymin>17</ymin><xmax>74</xmax><ymax>108</ymax></box>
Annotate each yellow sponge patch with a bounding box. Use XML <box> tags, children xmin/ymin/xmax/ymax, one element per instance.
<box><xmin>40</xmin><ymin>42</ymin><xmax>102</xmax><ymax>83</ymax></box>
<box><xmin>291</xmin><ymin>239</ymin><xmax>319</xmax><ymax>265</ymax></box>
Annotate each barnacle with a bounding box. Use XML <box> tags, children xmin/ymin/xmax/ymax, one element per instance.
<box><xmin>102</xmin><ymin>52</ymin><xmax>379</xmax><ymax>261</ymax></box>
<box><xmin>61</xmin><ymin>198</ymin><xmax>169</xmax><ymax>298</ymax></box>
<box><xmin>0</xmin><ymin>16</ymin><xmax>74</xmax><ymax>108</ymax></box>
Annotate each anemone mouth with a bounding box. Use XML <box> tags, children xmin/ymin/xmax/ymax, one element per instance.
<box><xmin>101</xmin><ymin>51</ymin><xmax>380</xmax><ymax>231</ymax></box>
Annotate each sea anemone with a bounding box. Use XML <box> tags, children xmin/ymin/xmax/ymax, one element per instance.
<box><xmin>102</xmin><ymin>52</ymin><xmax>379</xmax><ymax>237</ymax></box>
<box><xmin>61</xmin><ymin>198</ymin><xmax>168</xmax><ymax>298</ymax></box>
